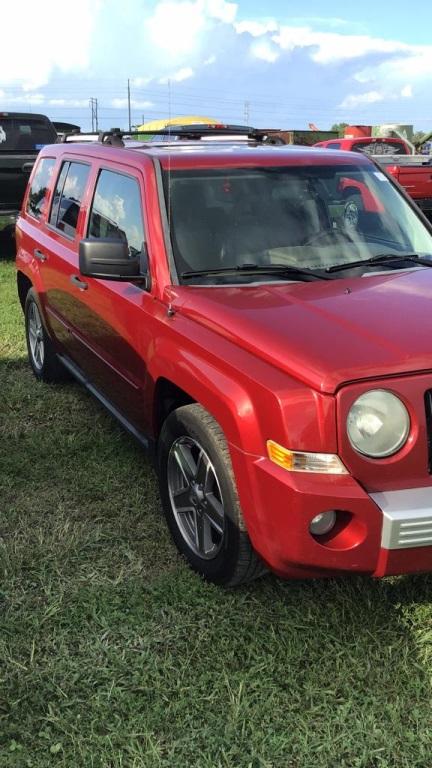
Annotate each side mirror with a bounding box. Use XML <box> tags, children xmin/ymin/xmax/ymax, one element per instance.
<box><xmin>79</xmin><ymin>238</ymin><xmax>148</xmax><ymax>284</ymax></box>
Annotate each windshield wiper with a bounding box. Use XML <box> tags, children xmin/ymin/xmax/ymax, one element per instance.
<box><xmin>181</xmin><ymin>264</ymin><xmax>332</xmax><ymax>281</ymax></box>
<box><xmin>326</xmin><ymin>253</ymin><xmax>432</xmax><ymax>274</ymax></box>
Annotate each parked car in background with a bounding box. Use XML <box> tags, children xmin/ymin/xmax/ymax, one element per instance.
<box><xmin>378</xmin><ymin>157</ymin><xmax>432</xmax><ymax>221</ymax></box>
<box><xmin>314</xmin><ymin>136</ymin><xmax>411</xmax><ymax>155</ymax></box>
<box><xmin>15</xmin><ymin>129</ymin><xmax>432</xmax><ymax>587</ymax></box>
<box><xmin>314</xmin><ymin>135</ymin><xmax>432</xmax><ymax>221</ymax></box>
<box><xmin>0</xmin><ymin>112</ymin><xmax>57</xmax><ymax>217</ymax></box>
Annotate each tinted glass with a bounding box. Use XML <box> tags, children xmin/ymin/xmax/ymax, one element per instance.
<box><xmin>49</xmin><ymin>162</ymin><xmax>69</xmax><ymax>226</ymax></box>
<box><xmin>26</xmin><ymin>157</ymin><xmax>56</xmax><ymax>219</ymax></box>
<box><xmin>0</xmin><ymin>117</ymin><xmax>57</xmax><ymax>151</ymax></box>
<box><xmin>163</xmin><ymin>165</ymin><xmax>432</xmax><ymax>283</ymax></box>
<box><xmin>352</xmin><ymin>140</ymin><xmax>408</xmax><ymax>155</ymax></box>
<box><xmin>88</xmin><ymin>170</ymin><xmax>145</xmax><ymax>256</ymax></box>
<box><xmin>327</xmin><ymin>142</ymin><xmax>341</xmax><ymax>149</ymax></box>
<box><xmin>53</xmin><ymin>162</ymin><xmax>90</xmax><ymax>237</ymax></box>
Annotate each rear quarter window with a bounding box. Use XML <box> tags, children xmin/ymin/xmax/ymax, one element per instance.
<box><xmin>26</xmin><ymin>157</ymin><xmax>56</xmax><ymax>219</ymax></box>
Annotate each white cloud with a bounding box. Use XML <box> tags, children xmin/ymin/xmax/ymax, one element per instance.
<box><xmin>204</xmin><ymin>55</ymin><xmax>216</xmax><ymax>65</ymax></box>
<box><xmin>340</xmin><ymin>83</ymin><xmax>414</xmax><ymax>110</ymax></box>
<box><xmin>340</xmin><ymin>90</ymin><xmax>385</xmax><ymax>109</ymax></box>
<box><xmin>132</xmin><ymin>76</ymin><xmax>153</xmax><ymax>87</ymax></box>
<box><xmin>48</xmin><ymin>98</ymin><xmax>90</xmax><ymax>107</ymax></box>
<box><xmin>235</xmin><ymin>20</ymin><xmax>278</xmax><ymax>37</ymax></box>
<box><xmin>111</xmin><ymin>98</ymin><xmax>154</xmax><ymax>109</ymax></box>
<box><xmin>401</xmin><ymin>84</ymin><xmax>413</xmax><ymax>98</ymax></box>
<box><xmin>159</xmin><ymin>67</ymin><xmax>194</xmax><ymax>84</ymax></box>
<box><xmin>145</xmin><ymin>1</ymin><xmax>206</xmax><ymax>55</ymax></box>
<box><xmin>251</xmin><ymin>41</ymin><xmax>279</xmax><ymax>63</ymax></box>
<box><xmin>0</xmin><ymin>0</ymin><xmax>102</xmax><ymax>89</ymax></box>
<box><xmin>2</xmin><ymin>92</ymin><xmax>46</xmax><ymax>105</ymax></box>
<box><xmin>206</xmin><ymin>0</ymin><xmax>237</xmax><ymax>24</ymax></box>
<box><xmin>273</xmin><ymin>26</ymin><xmax>409</xmax><ymax>64</ymax></box>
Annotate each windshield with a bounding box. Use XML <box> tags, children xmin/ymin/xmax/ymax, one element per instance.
<box><xmin>0</xmin><ymin>117</ymin><xmax>57</xmax><ymax>152</ymax></box>
<box><xmin>163</xmin><ymin>163</ymin><xmax>432</xmax><ymax>284</ymax></box>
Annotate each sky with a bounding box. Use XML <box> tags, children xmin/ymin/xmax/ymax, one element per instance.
<box><xmin>1</xmin><ymin>0</ymin><xmax>431</xmax><ymax>132</ymax></box>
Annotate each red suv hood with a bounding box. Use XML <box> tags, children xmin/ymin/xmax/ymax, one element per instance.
<box><xmin>177</xmin><ymin>269</ymin><xmax>432</xmax><ymax>393</ymax></box>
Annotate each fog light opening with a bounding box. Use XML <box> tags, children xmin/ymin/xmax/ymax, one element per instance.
<box><xmin>309</xmin><ymin>510</ymin><xmax>337</xmax><ymax>537</ymax></box>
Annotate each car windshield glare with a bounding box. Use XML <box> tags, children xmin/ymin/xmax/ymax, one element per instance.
<box><xmin>162</xmin><ymin>164</ymin><xmax>432</xmax><ymax>283</ymax></box>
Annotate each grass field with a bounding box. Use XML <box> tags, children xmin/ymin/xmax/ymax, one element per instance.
<box><xmin>1</xmin><ymin>256</ymin><xmax>432</xmax><ymax>767</ymax></box>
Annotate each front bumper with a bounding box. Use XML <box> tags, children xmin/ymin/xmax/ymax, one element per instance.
<box><xmin>230</xmin><ymin>446</ymin><xmax>432</xmax><ymax>579</ymax></box>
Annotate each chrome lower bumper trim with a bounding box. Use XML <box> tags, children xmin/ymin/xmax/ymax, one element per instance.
<box><xmin>371</xmin><ymin>487</ymin><xmax>432</xmax><ymax>549</ymax></box>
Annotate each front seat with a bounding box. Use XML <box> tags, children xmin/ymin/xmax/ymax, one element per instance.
<box><xmin>169</xmin><ymin>184</ymin><xmax>224</xmax><ymax>273</ymax></box>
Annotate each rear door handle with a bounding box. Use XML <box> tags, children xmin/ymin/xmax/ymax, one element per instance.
<box><xmin>70</xmin><ymin>274</ymin><xmax>88</xmax><ymax>291</ymax></box>
<box><xmin>34</xmin><ymin>248</ymin><xmax>47</xmax><ymax>262</ymax></box>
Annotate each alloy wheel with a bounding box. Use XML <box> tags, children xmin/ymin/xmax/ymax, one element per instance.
<box><xmin>167</xmin><ymin>436</ymin><xmax>225</xmax><ymax>560</ymax></box>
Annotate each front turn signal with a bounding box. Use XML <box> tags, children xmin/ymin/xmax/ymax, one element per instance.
<box><xmin>267</xmin><ymin>440</ymin><xmax>348</xmax><ymax>474</ymax></box>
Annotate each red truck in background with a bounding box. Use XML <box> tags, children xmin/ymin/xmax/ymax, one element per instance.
<box><xmin>314</xmin><ymin>135</ymin><xmax>411</xmax><ymax>155</ymax></box>
<box><xmin>379</xmin><ymin>157</ymin><xmax>432</xmax><ymax>220</ymax></box>
<box><xmin>315</xmin><ymin>135</ymin><xmax>432</xmax><ymax>220</ymax></box>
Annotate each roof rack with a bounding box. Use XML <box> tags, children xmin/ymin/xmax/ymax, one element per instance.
<box><xmin>61</xmin><ymin>125</ymin><xmax>284</xmax><ymax>146</ymax></box>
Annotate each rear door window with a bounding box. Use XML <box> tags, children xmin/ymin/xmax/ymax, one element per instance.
<box><xmin>49</xmin><ymin>161</ymin><xmax>90</xmax><ymax>238</ymax></box>
<box><xmin>26</xmin><ymin>157</ymin><xmax>56</xmax><ymax>219</ymax></box>
<box><xmin>0</xmin><ymin>117</ymin><xmax>57</xmax><ymax>151</ymax></box>
<box><xmin>88</xmin><ymin>169</ymin><xmax>146</xmax><ymax>257</ymax></box>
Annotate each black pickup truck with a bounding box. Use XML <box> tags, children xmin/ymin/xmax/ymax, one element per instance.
<box><xmin>0</xmin><ymin>112</ymin><xmax>57</xmax><ymax>254</ymax></box>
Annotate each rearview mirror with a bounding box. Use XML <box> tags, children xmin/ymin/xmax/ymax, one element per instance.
<box><xmin>79</xmin><ymin>238</ymin><xmax>148</xmax><ymax>284</ymax></box>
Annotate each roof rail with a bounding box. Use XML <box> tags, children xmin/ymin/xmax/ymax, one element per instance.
<box><xmin>61</xmin><ymin>125</ymin><xmax>285</xmax><ymax>146</ymax></box>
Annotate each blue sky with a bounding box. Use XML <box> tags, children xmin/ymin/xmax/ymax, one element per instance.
<box><xmin>1</xmin><ymin>0</ymin><xmax>431</xmax><ymax>132</ymax></box>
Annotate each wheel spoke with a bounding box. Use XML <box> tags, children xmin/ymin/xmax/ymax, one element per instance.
<box><xmin>195</xmin><ymin>450</ymin><xmax>211</xmax><ymax>490</ymax></box>
<box><xmin>173</xmin><ymin>443</ymin><xmax>197</xmax><ymax>484</ymax></box>
<box><xmin>172</xmin><ymin>487</ymin><xmax>194</xmax><ymax>513</ymax></box>
<box><xmin>204</xmin><ymin>494</ymin><xmax>224</xmax><ymax>535</ymax></box>
<box><xmin>195</xmin><ymin>512</ymin><xmax>208</xmax><ymax>555</ymax></box>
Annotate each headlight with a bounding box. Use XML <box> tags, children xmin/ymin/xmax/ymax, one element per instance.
<box><xmin>347</xmin><ymin>389</ymin><xmax>410</xmax><ymax>458</ymax></box>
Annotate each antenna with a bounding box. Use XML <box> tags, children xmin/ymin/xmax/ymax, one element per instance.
<box><xmin>167</xmin><ymin>79</ymin><xmax>172</xmax><ymax>239</ymax></box>
<box><xmin>127</xmin><ymin>79</ymin><xmax>132</xmax><ymax>132</ymax></box>
<box><xmin>244</xmin><ymin>100</ymin><xmax>250</xmax><ymax>124</ymax></box>
<box><xmin>89</xmin><ymin>97</ymin><xmax>98</xmax><ymax>131</ymax></box>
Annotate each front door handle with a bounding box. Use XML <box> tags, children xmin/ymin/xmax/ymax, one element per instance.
<box><xmin>70</xmin><ymin>274</ymin><xmax>88</xmax><ymax>291</ymax></box>
<box><xmin>34</xmin><ymin>248</ymin><xmax>47</xmax><ymax>262</ymax></box>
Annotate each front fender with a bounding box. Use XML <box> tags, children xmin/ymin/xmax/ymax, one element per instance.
<box><xmin>148</xmin><ymin>337</ymin><xmax>262</xmax><ymax>454</ymax></box>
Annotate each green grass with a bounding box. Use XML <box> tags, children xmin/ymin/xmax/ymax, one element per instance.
<box><xmin>2</xmin><ymin>257</ymin><xmax>432</xmax><ymax>767</ymax></box>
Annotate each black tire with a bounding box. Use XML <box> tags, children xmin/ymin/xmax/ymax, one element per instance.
<box><xmin>24</xmin><ymin>288</ymin><xmax>69</xmax><ymax>383</ymax></box>
<box><xmin>158</xmin><ymin>404</ymin><xmax>265</xmax><ymax>586</ymax></box>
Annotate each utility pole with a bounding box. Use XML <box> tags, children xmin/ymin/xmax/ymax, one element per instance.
<box><xmin>244</xmin><ymin>100</ymin><xmax>250</xmax><ymax>124</ymax></box>
<box><xmin>127</xmin><ymin>79</ymin><xmax>132</xmax><ymax>132</ymax></box>
<box><xmin>89</xmin><ymin>97</ymin><xmax>98</xmax><ymax>131</ymax></box>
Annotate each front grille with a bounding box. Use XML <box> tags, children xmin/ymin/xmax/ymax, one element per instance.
<box><xmin>424</xmin><ymin>390</ymin><xmax>432</xmax><ymax>473</ymax></box>
<box><xmin>388</xmin><ymin>515</ymin><xmax>432</xmax><ymax>549</ymax></box>
<box><xmin>372</xmin><ymin>487</ymin><xmax>432</xmax><ymax>550</ymax></box>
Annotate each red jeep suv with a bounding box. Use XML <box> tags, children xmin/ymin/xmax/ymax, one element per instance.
<box><xmin>15</xmin><ymin>130</ymin><xmax>432</xmax><ymax>586</ymax></box>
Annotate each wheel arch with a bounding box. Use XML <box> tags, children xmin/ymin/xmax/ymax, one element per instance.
<box><xmin>149</xmin><ymin>346</ymin><xmax>263</xmax><ymax>455</ymax></box>
<box><xmin>17</xmin><ymin>271</ymin><xmax>33</xmax><ymax>312</ymax></box>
